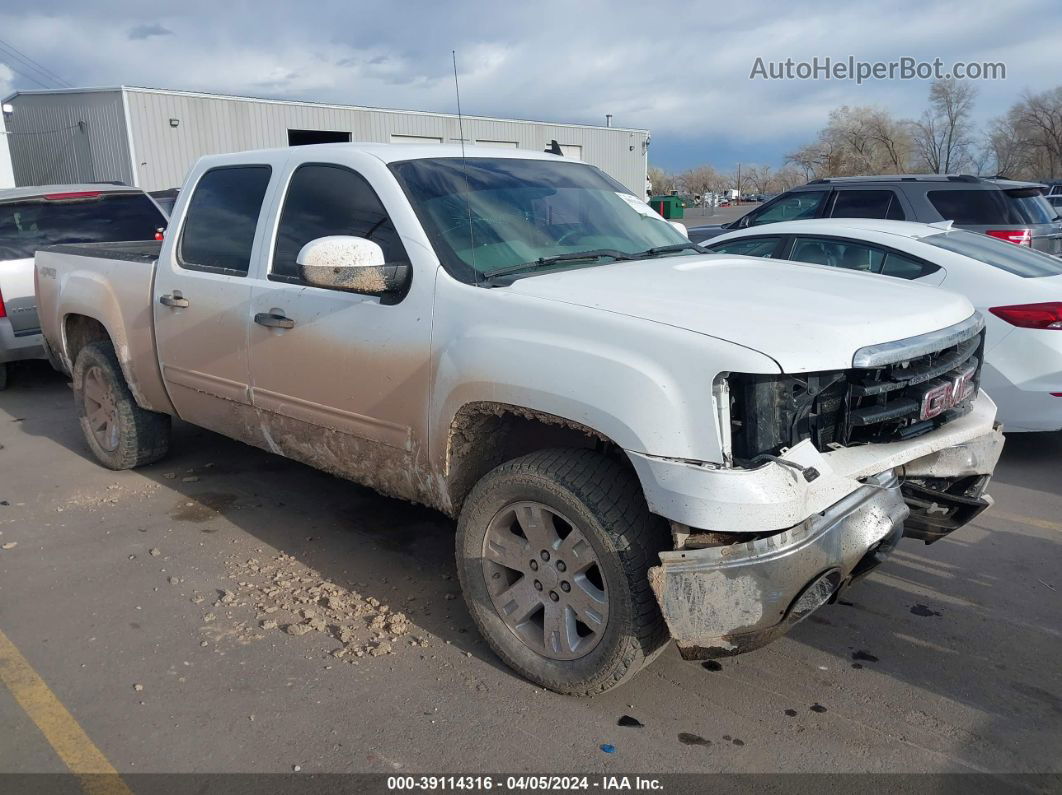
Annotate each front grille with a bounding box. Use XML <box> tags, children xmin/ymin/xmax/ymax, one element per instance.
<box><xmin>729</xmin><ymin>329</ymin><xmax>985</xmax><ymax>464</ymax></box>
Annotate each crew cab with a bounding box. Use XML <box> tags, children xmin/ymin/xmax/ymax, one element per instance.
<box><xmin>35</xmin><ymin>144</ymin><xmax>1003</xmax><ymax>694</ymax></box>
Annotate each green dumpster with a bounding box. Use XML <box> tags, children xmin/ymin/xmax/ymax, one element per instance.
<box><xmin>649</xmin><ymin>194</ymin><xmax>684</xmax><ymax>219</ymax></box>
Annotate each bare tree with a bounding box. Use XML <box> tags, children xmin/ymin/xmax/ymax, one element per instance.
<box><xmin>1011</xmin><ymin>87</ymin><xmax>1062</xmax><ymax>178</ymax></box>
<box><xmin>771</xmin><ymin>166</ymin><xmax>806</xmax><ymax>192</ymax></box>
<box><xmin>911</xmin><ymin>78</ymin><xmax>977</xmax><ymax>173</ymax></box>
<box><xmin>678</xmin><ymin>165</ymin><xmax>721</xmax><ymax>198</ymax></box>
<box><xmin>647</xmin><ymin>165</ymin><xmax>676</xmax><ymax>196</ymax></box>
<box><xmin>784</xmin><ymin>106</ymin><xmax>912</xmax><ymax>178</ymax></box>
<box><xmin>744</xmin><ymin>164</ymin><xmax>774</xmax><ymax>194</ymax></box>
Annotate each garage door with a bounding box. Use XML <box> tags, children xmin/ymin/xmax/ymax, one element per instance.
<box><xmin>390</xmin><ymin>134</ymin><xmax>444</xmax><ymax>144</ymax></box>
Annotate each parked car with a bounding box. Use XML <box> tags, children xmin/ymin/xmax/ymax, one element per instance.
<box><xmin>1047</xmin><ymin>195</ymin><xmax>1062</xmax><ymax>213</ymax></box>
<box><xmin>688</xmin><ymin>175</ymin><xmax>1062</xmax><ymax>255</ymax></box>
<box><xmin>0</xmin><ymin>184</ymin><xmax>168</xmax><ymax>389</ymax></box>
<box><xmin>704</xmin><ymin>218</ymin><xmax>1062</xmax><ymax>431</ymax></box>
<box><xmin>35</xmin><ymin>144</ymin><xmax>1002</xmax><ymax>694</ymax></box>
<box><xmin>149</xmin><ymin>188</ymin><xmax>180</xmax><ymax>215</ymax></box>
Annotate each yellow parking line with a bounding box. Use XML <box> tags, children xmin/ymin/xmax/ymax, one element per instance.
<box><xmin>0</xmin><ymin>627</ymin><xmax>132</xmax><ymax>795</ymax></box>
<box><xmin>990</xmin><ymin>510</ymin><xmax>1062</xmax><ymax>533</ymax></box>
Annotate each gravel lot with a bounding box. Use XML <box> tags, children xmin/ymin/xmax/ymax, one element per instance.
<box><xmin>1</xmin><ymin>361</ymin><xmax>1060</xmax><ymax>777</ymax></box>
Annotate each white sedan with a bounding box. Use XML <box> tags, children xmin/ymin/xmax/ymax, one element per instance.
<box><xmin>700</xmin><ymin>219</ymin><xmax>1062</xmax><ymax>432</ymax></box>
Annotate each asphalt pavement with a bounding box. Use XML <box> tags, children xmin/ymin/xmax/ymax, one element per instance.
<box><xmin>0</xmin><ymin>361</ymin><xmax>1059</xmax><ymax>778</ymax></box>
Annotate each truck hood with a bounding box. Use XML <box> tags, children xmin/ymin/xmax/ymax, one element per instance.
<box><xmin>504</xmin><ymin>254</ymin><xmax>976</xmax><ymax>372</ymax></box>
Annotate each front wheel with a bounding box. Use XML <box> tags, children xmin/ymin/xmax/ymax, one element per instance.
<box><xmin>72</xmin><ymin>341</ymin><xmax>171</xmax><ymax>469</ymax></box>
<box><xmin>456</xmin><ymin>448</ymin><xmax>670</xmax><ymax>695</ymax></box>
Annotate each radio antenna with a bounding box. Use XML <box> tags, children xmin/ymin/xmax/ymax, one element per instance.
<box><xmin>452</xmin><ymin>50</ymin><xmax>467</xmax><ymax>159</ymax></box>
<box><xmin>452</xmin><ymin>49</ymin><xmax>478</xmax><ymax>283</ymax></box>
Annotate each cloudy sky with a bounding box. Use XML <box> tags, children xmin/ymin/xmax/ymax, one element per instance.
<box><xmin>2</xmin><ymin>0</ymin><xmax>1061</xmax><ymax>172</ymax></box>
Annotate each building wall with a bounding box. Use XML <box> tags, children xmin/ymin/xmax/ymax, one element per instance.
<box><xmin>0</xmin><ymin>111</ymin><xmax>14</xmax><ymax>188</ymax></box>
<box><xmin>4</xmin><ymin>90</ymin><xmax>134</xmax><ymax>187</ymax></box>
<box><xmin>124</xmin><ymin>88</ymin><xmax>648</xmax><ymax>193</ymax></box>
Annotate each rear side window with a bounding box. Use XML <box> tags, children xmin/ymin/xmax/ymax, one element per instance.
<box><xmin>927</xmin><ymin>188</ymin><xmax>1056</xmax><ymax>225</ymax></box>
<box><xmin>830</xmin><ymin>190</ymin><xmax>905</xmax><ymax>220</ymax></box>
<box><xmin>271</xmin><ymin>164</ymin><xmax>408</xmax><ymax>284</ymax></box>
<box><xmin>922</xmin><ymin>229</ymin><xmax>1062</xmax><ymax>277</ymax></box>
<box><xmin>179</xmin><ymin>166</ymin><xmax>272</xmax><ymax>275</ymax></box>
<box><xmin>881</xmin><ymin>252</ymin><xmax>939</xmax><ymax>280</ymax></box>
<box><xmin>0</xmin><ymin>192</ymin><xmax>166</xmax><ymax>260</ymax></box>
<box><xmin>790</xmin><ymin>237</ymin><xmax>884</xmax><ymax>272</ymax></box>
<box><xmin>749</xmin><ymin>190</ymin><xmax>828</xmax><ymax>226</ymax></box>
<box><xmin>1004</xmin><ymin>189</ymin><xmax>1057</xmax><ymax>224</ymax></box>
<box><xmin>927</xmin><ymin>190</ymin><xmax>1007</xmax><ymax>224</ymax></box>
<box><xmin>707</xmin><ymin>237</ymin><xmax>780</xmax><ymax>257</ymax></box>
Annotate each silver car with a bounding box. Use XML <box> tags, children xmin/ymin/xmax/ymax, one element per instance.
<box><xmin>0</xmin><ymin>184</ymin><xmax>167</xmax><ymax>388</ymax></box>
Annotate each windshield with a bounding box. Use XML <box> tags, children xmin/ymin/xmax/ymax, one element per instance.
<box><xmin>922</xmin><ymin>229</ymin><xmax>1062</xmax><ymax>277</ymax></box>
<box><xmin>0</xmin><ymin>193</ymin><xmax>166</xmax><ymax>260</ymax></box>
<box><xmin>389</xmin><ymin>157</ymin><xmax>691</xmax><ymax>282</ymax></box>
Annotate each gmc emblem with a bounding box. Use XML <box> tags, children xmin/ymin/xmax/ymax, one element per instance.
<box><xmin>919</xmin><ymin>366</ymin><xmax>977</xmax><ymax>421</ymax></box>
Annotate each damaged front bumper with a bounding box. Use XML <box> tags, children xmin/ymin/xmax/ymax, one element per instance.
<box><xmin>641</xmin><ymin>414</ymin><xmax>1005</xmax><ymax>660</ymax></box>
<box><xmin>648</xmin><ymin>470</ymin><xmax>909</xmax><ymax>660</ymax></box>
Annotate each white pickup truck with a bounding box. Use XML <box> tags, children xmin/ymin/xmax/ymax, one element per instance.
<box><xmin>35</xmin><ymin>144</ymin><xmax>1003</xmax><ymax>695</ymax></box>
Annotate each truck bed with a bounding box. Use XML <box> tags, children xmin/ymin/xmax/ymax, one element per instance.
<box><xmin>35</xmin><ymin>241</ymin><xmax>175</xmax><ymax>415</ymax></box>
<box><xmin>42</xmin><ymin>240</ymin><xmax>163</xmax><ymax>264</ymax></box>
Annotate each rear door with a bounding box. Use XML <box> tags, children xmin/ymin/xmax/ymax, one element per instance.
<box><xmin>827</xmin><ymin>188</ymin><xmax>908</xmax><ymax>221</ymax></box>
<box><xmin>153</xmin><ymin>164</ymin><xmax>276</xmax><ymax>444</ymax></box>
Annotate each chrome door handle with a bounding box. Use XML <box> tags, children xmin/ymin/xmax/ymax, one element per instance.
<box><xmin>159</xmin><ymin>293</ymin><xmax>189</xmax><ymax>308</ymax></box>
<box><xmin>254</xmin><ymin>312</ymin><xmax>295</xmax><ymax>329</ymax></box>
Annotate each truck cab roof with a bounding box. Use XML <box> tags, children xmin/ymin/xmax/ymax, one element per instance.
<box><xmin>192</xmin><ymin>142</ymin><xmax>571</xmax><ymax>172</ymax></box>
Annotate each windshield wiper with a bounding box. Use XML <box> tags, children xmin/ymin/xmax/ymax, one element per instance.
<box><xmin>627</xmin><ymin>241</ymin><xmax>709</xmax><ymax>258</ymax></box>
<box><xmin>482</xmin><ymin>249</ymin><xmax>634</xmax><ymax>283</ymax></box>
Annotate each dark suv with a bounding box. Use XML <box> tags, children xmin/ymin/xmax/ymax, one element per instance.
<box><xmin>688</xmin><ymin>175</ymin><xmax>1062</xmax><ymax>255</ymax></box>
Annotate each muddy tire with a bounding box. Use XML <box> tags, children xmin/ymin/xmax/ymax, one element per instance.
<box><xmin>457</xmin><ymin>448</ymin><xmax>670</xmax><ymax>696</ymax></box>
<box><xmin>72</xmin><ymin>341</ymin><xmax>171</xmax><ymax>469</ymax></box>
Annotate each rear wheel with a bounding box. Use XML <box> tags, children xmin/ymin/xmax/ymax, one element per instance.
<box><xmin>0</xmin><ymin>363</ymin><xmax>7</xmax><ymax>391</ymax></box>
<box><xmin>456</xmin><ymin>448</ymin><xmax>670</xmax><ymax>695</ymax></box>
<box><xmin>72</xmin><ymin>341</ymin><xmax>171</xmax><ymax>469</ymax></box>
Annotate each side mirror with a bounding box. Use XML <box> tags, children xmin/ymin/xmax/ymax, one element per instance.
<box><xmin>296</xmin><ymin>236</ymin><xmax>411</xmax><ymax>300</ymax></box>
<box><xmin>669</xmin><ymin>220</ymin><xmax>689</xmax><ymax>239</ymax></box>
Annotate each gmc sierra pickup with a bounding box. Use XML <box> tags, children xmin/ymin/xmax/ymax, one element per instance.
<box><xmin>35</xmin><ymin>144</ymin><xmax>1004</xmax><ymax>695</ymax></box>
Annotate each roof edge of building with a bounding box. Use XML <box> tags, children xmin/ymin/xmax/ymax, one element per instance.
<box><xmin>3</xmin><ymin>85</ymin><xmax>649</xmax><ymax>135</ymax></box>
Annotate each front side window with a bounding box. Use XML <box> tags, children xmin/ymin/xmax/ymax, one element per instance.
<box><xmin>790</xmin><ymin>237</ymin><xmax>885</xmax><ymax>271</ymax></box>
<box><xmin>389</xmin><ymin>157</ymin><xmax>690</xmax><ymax>281</ymax></box>
<box><xmin>272</xmin><ymin>164</ymin><xmax>408</xmax><ymax>284</ymax></box>
<box><xmin>830</xmin><ymin>190</ymin><xmax>905</xmax><ymax>221</ymax></box>
<box><xmin>923</xmin><ymin>229</ymin><xmax>1062</xmax><ymax>277</ymax></box>
<box><xmin>748</xmin><ymin>190</ymin><xmax>829</xmax><ymax>226</ymax></box>
<box><xmin>0</xmin><ymin>193</ymin><xmax>166</xmax><ymax>260</ymax></box>
<box><xmin>179</xmin><ymin>166</ymin><xmax>272</xmax><ymax>275</ymax></box>
<box><xmin>708</xmin><ymin>237</ymin><xmax>781</xmax><ymax>257</ymax></box>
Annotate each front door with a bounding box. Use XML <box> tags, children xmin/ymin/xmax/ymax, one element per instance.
<box><xmin>246</xmin><ymin>161</ymin><xmax>432</xmax><ymax>502</ymax></box>
<box><xmin>153</xmin><ymin>164</ymin><xmax>275</xmax><ymax>445</ymax></box>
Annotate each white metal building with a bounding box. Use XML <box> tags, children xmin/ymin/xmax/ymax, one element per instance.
<box><xmin>1</xmin><ymin>86</ymin><xmax>650</xmax><ymax>194</ymax></box>
<box><xmin>0</xmin><ymin>106</ymin><xmax>14</xmax><ymax>188</ymax></box>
